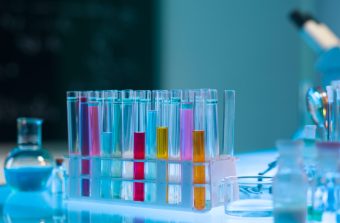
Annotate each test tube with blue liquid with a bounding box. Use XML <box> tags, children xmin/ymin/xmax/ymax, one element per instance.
<box><xmin>100</xmin><ymin>91</ymin><xmax>113</xmax><ymax>198</ymax></box>
<box><xmin>121</xmin><ymin>90</ymin><xmax>135</xmax><ymax>200</ymax></box>
<box><xmin>144</xmin><ymin>91</ymin><xmax>160</xmax><ymax>202</ymax></box>
<box><xmin>168</xmin><ymin>89</ymin><xmax>182</xmax><ymax>204</ymax></box>
<box><xmin>111</xmin><ymin>90</ymin><xmax>122</xmax><ymax>199</ymax></box>
<box><xmin>67</xmin><ymin>91</ymin><xmax>80</xmax><ymax>196</ymax></box>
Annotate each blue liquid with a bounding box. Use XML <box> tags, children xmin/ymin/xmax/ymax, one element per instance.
<box><xmin>101</xmin><ymin>132</ymin><xmax>112</xmax><ymax>156</ymax></box>
<box><xmin>146</xmin><ymin>111</ymin><xmax>156</xmax><ymax>158</ymax></box>
<box><xmin>5</xmin><ymin>166</ymin><xmax>53</xmax><ymax>191</ymax></box>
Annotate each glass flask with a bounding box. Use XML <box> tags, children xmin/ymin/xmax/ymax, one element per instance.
<box><xmin>273</xmin><ymin>140</ymin><xmax>308</xmax><ymax>223</ymax></box>
<box><xmin>4</xmin><ymin>118</ymin><xmax>53</xmax><ymax>191</ymax></box>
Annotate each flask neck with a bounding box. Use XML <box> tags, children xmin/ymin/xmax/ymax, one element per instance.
<box><xmin>17</xmin><ymin>118</ymin><xmax>43</xmax><ymax>149</ymax></box>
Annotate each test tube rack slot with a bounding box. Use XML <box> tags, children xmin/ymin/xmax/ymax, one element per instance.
<box><xmin>65</xmin><ymin>155</ymin><xmax>236</xmax><ymax>212</ymax></box>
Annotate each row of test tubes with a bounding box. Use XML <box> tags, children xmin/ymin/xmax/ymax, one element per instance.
<box><xmin>66</xmin><ymin>89</ymin><xmax>235</xmax><ymax>211</ymax></box>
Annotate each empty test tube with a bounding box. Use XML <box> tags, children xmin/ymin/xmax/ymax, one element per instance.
<box><xmin>67</xmin><ymin>91</ymin><xmax>80</xmax><ymax>155</ymax></box>
<box><xmin>202</xmin><ymin>89</ymin><xmax>219</xmax><ymax>159</ymax></box>
<box><xmin>222</xmin><ymin>90</ymin><xmax>235</xmax><ymax>155</ymax></box>
<box><xmin>121</xmin><ymin>90</ymin><xmax>135</xmax><ymax>200</ymax></box>
<box><xmin>193</xmin><ymin>91</ymin><xmax>206</xmax><ymax>210</ymax></box>
<box><xmin>168</xmin><ymin>89</ymin><xmax>182</xmax><ymax>204</ymax></box>
<box><xmin>133</xmin><ymin>90</ymin><xmax>150</xmax><ymax>201</ymax></box>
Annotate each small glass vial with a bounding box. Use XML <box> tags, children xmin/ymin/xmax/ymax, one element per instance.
<box><xmin>51</xmin><ymin>158</ymin><xmax>66</xmax><ymax>194</ymax></box>
<box><xmin>4</xmin><ymin>118</ymin><xmax>53</xmax><ymax>191</ymax></box>
<box><xmin>273</xmin><ymin>140</ymin><xmax>308</xmax><ymax>223</ymax></box>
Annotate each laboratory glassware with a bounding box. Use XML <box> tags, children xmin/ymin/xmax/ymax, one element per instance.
<box><xmin>223</xmin><ymin>176</ymin><xmax>273</xmax><ymax>217</ymax></box>
<box><xmin>4</xmin><ymin>118</ymin><xmax>53</xmax><ymax>191</ymax></box>
<box><xmin>222</xmin><ymin>90</ymin><xmax>235</xmax><ymax>156</ymax></box>
<box><xmin>180</xmin><ymin>89</ymin><xmax>194</xmax><ymax>161</ymax></box>
<box><xmin>273</xmin><ymin>140</ymin><xmax>308</xmax><ymax>223</ymax></box>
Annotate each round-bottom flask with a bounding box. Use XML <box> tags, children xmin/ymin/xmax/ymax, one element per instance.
<box><xmin>4</xmin><ymin>118</ymin><xmax>53</xmax><ymax>191</ymax></box>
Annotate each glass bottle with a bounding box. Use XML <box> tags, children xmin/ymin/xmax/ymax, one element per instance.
<box><xmin>4</xmin><ymin>118</ymin><xmax>53</xmax><ymax>191</ymax></box>
<box><xmin>51</xmin><ymin>158</ymin><xmax>66</xmax><ymax>194</ymax></box>
<box><xmin>273</xmin><ymin>140</ymin><xmax>308</xmax><ymax>223</ymax></box>
<box><xmin>311</xmin><ymin>142</ymin><xmax>340</xmax><ymax>222</ymax></box>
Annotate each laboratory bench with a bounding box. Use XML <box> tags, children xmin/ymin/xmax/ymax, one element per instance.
<box><xmin>0</xmin><ymin>148</ymin><xmax>280</xmax><ymax>223</ymax></box>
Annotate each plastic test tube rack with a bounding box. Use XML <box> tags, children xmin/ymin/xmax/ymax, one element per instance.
<box><xmin>64</xmin><ymin>155</ymin><xmax>236</xmax><ymax>212</ymax></box>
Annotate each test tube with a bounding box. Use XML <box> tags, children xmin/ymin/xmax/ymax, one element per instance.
<box><xmin>133</xmin><ymin>90</ymin><xmax>150</xmax><ymax>201</ymax></box>
<box><xmin>111</xmin><ymin>90</ymin><xmax>122</xmax><ymax>199</ymax></box>
<box><xmin>67</xmin><ymin>91</ymin><xmax>80</xmax><ymax>155</ymax></box>
<box><xmin>333</xmin><ymin>87</ymin><xmax>340</xmax><ymax>141</ymax></box>
<box><xmin>144</xmin><ymin>91</ymin><xmax>159</xmax><ymax>202</ymax></box>
<box><xmin>222</xmin><ymin>90</ymin><xmax>235</xmax><ymax>155</ymax></box>
<box><xmin>156</xmin><ymin>90</ymin><xmax>169</xmax><ymax>160</ymax></box>
<box><xmin>79</xmin><ymin>91</ymin><xmax>90</xmax><ymax>196</ymax></box>
<box><xmin>121</xmin><ymin>90</ymin><xmax>135</xmax><ymax>200</ymax></box>
<box><xmin>168</xmin><ymin>89</ymin><xmax>181</xmax><ymax>204</ymax></box>
<box><xmin>100</xmin><ymin>91</ymin><xmax>113</xmax><ymax>198</ymax></box>
<box><xmin>66</xmin><ymin>91</ymin><xmax>80</xmax><ymax>197</ymax></box>
<box><xmin>326</xmin><ymin>86</ymin><xmax>334</xmax><ymax>141</ymax></box>
<box><xmin>180</xmin><ymin>90</ymin><xmax>194</xmax><ymax>161</ymax></box>
<box><xmin>88</xmin><ymin>91</ymin><xmax>101</xmax><ymax>157</ymax></box>
<box><xmin>193</xmin><ymin>91</ymin><xmax>206</xmax><ymax>210</ymax></box>
<box><xmin>202</xmin><ymin>89</ymin><xmax>219</xmax><ymax>159</ymax></box>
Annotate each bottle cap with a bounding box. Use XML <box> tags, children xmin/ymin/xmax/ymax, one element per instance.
<box><xmin>55</xmin><ymin>158</ymin><xmax>64</xmax><ymax>166</ymax></box>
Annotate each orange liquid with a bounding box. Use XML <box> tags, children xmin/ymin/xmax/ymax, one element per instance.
<box><xmin>156</xmin><ymin>127</ymin><xmax>168</xmax><ymax>159</ymax></box>
<box><xmin>193</xmin><ymin>130</ymin><xmax>205</xmax><ymax>210</ymax></box>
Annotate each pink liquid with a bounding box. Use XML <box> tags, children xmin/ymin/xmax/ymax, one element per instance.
<box><xmin>88</xmin><ymin>105</ymin><xmax>100</xmax><ymax>156</ymax></box>
<box><xmin>180</xmin><ymin>108</ymin><xmax>193</xmax><ymax>160</ymax></box>
<box><xmin>134</xmin><ymin>132</ymin><xmax>145</xmax><ymax>201</ymax></box>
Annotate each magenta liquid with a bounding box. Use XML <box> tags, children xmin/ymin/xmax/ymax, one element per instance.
<box><xmin>180</xmin><ymin>106</ymin><xmax>193</xmax><ymax>160</ymax></box>
<box><xmin>80</xmin><ymin>98</ymin><xmax>90</xmax><ymax>196</ymax></box>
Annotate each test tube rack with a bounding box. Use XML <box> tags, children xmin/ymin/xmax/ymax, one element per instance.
<box><xmin>65</xmin><ymin>155</ymin><xmax>236</xmax><ymax>212</ymax></box>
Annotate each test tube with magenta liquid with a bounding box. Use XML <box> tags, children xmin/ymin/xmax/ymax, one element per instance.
<box><xmin>193</xmin><ymin>90</ymin><xmax>206</xmax><ymax>210</ymax></box>
<box><xmin>180</xmin><ymin>90</ymin><xmax>195</xmax><ymax>161</ymax></box>
<box><xmin>133</xmin><ymin>90</ymin><xmax>150</xmax><ymax>201</ymax></box>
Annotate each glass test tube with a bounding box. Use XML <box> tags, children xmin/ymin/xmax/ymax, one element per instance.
<box><xmin>202</xmin><ymin>89</ymin><xmax>219</xmax><ymax>159</ymax></box>
<box><xmin>66</xmin><ymin>91</ymin><xmax>80</xmax><ymax>197</ymax></box>
<box><xmin>156</xmin><ymin>90</ymin><xmax>169</xmax><ymax>160</ymax></box>
<box><xmin>88</xmin><ymin>91</ymin><xmax>101</xmax><ymax>157</ymax></box>
<box><xmin>79</xmin><ymin>91</ymin><xmax>90</xmax><ymax>196</ymax></box>
<box><xmin>121</xmin><ymin>90</ymin><xmax>135</xmax><ymax>200</ymax></box>
<box><xmin>111</xmin><ymin>90</ymin><xmax>122</xmax><ymax>199</ymax></box>
<box><xmin>180</xmin><ymin>90</ymin><xmax>194</xmax><ymax>161</ymax></box>
<box><xmin>144</xmin><ymin>91</ymin><xmax>159</xmax><ymax>202</ymax></box>
<box><xmin>222</xmin><ymin>90</ymin><xmax>235</xmax><ymax>155</ymax></box>
<box><xmin>100</xmin><ymin>91</ymin><xmax>113</xmax><ymax>198</ymax></box>
<box><xmin>67</xmin><ymin>91</ymin><xmax>80</xmax><ymax>155</ymax></box>
<box><xmin>333</xmin><ymin>87</ymin><xmax>340</xmax><ymax>141</ymax></box>
<box><xmin>193</xmin><ymin>91</ymin><xmax>206</xmax><ymax>210</ymax></box>
<box><xmin>168</xmin><ymin>89</ymin><xmax>182</xmax><ymax>204</ymax></box>
<box><xmin>133</xmin><ymin>90</ymin><xmax>150</xmax><ymax>201</ymax></box>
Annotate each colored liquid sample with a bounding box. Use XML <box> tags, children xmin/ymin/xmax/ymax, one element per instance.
<box><xmin>156</xmin><ymin>127</ymin><xmax>168</xmax><ymax>159</ymax></box>
<box><xmin>5</xmin><ymin>166</ymin><xmax>53</xmax><ymax>191</ymax></box>
<box><xmin>112</xmin><ymin>102</ymin><xmax>122</xmax><ymax>157</ymax></box>
<box><xmin>146</xmin><ymin>111</ymin><xmax>157</xmax><ymax>158</ymax></box>
<box><xmin>88</xmin><ymin>104</ymin><xmax>101</xmax><ymax>156</ymax></box>
<box><xmin>193</xmin><ymin>130</ymin><xmax>205</xmax><ymax>210</ymax></box>
<box><xmin>80</xmin><ymin>98</ymin><xmax>90</xmax><ymax>196</ymax></box>
<box><xmin>101</xmin><ymin>132</ymin><xmax>112</xmax><ymax>156</ymax></box>
<box><xmin>134</xmin><ymin>132</ymin><xmax>145</xmax><ymax>201</ymax></box>
<box><xmin>180</xmin><ymin>106</ymin><xmax>193</xmax><ymax>160</ymax></box>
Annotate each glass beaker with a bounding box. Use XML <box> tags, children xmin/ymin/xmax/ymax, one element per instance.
<box><xmin>4</xmin><ymin>118</ymin><xmax>53</xmax><ymax>191</ymax></box>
